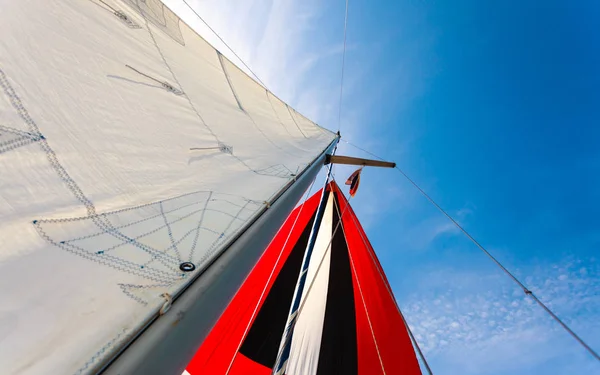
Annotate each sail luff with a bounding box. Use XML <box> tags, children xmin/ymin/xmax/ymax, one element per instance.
<box><xmin>99</xmin><ymin>138</ymin><xmax>338</xmax><ymax>375</ymax></box>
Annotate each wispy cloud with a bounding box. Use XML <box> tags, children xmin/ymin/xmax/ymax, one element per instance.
<box><xmin>400</xmin><ymin>257</ymin><xmax>600</xmax><ymax>374</ymax></box>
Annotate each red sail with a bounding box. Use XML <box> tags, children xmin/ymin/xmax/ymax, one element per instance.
<box><xmin>185</xmin><ymin>182</ymin><xmax>421</xmax><ymax>375</ymax></box>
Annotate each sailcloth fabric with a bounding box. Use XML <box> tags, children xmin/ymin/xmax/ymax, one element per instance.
<box><xmin>0</xmin><ymin>0</ymin><xmax>335</xmax><ymax>374</ymax></box>
<box><xmin>186</xmin><ymin>182</ymin><xmax>422</xmax><ymax>375</ymax></box>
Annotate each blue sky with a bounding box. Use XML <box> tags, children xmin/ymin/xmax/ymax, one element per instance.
<box><xmin>168</xmin><ymin>0</ymin><xmax>600</xmax><ymax>373</ymax></box>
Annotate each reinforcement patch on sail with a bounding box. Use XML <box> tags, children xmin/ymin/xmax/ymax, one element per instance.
<box><xmin>0</xmin><ymin>1</ymin><xmax>335</xmax><ymax>374</ymax></box>
<box><xmin>185</xmin><ymin>182</ymin><xmax>422</xmax><ymax>375</ymax></box>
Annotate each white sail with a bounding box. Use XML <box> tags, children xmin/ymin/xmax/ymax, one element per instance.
<box><xmin>0</xmin><ymin>1</ymin><xmax>335</xmax><ymax>374</ymax></box>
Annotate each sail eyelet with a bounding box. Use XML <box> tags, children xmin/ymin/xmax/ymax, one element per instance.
<box><xmin>179</xmin><ymin>262</ymin><xmax>196</xmax><ymax>272</ymax></box>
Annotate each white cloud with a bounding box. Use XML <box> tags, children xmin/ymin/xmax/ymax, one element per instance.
<box><xmin>400</xmin><ymin>257</ymin><xmax>600</xmax><ymax>374</ymax></box>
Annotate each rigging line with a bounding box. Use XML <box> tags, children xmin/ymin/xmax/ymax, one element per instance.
<box><xmin>181</xmin><ymin>0</ymin><xmax>267</xmax><ymax>88</ymax></box>
<box><xmin>224</xmin><ymin>177</ymin><xmax>319</xmax><ymax>375</ymax></box>
<box><xmin>337</xmin><ymin>0</ymin><xmax>350</xmax><ymax>132</ymax></box>
<box><xmin>341</xmin><ymin>195</ymin><xmax>433</xmax><ymax>374</ymax></box>
<box><xmin>341</xmin><ymin>138</ymin><xmax>600</xmax><ymax>362</ymax></box>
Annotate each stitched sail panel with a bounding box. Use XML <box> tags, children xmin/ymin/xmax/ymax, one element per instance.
<box><xmin>0</xmin><ymin>1</ymin><xmax>334</xmax><ymax>373</ymax></box>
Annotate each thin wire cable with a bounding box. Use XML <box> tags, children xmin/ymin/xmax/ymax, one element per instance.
<box><xmin>181</xmin><ymin>0</ymin><xmax>267</xmax><ymax>88</ymax></box>
<box><xmin>340</xmin><ymin>191</ymin><xmax>433</xmax><ymax>374</ymax></box>
<box><xmin>341</xmin><ymin>138</ymin><xmax>600</xmax><ymax>362</ymax></box>
<box><xmin>224</xmin><ymin>177</ymin><xmax>318</xmax><ymax>375</ymax></box>
<box><xmin>337</xmin><ymin>0</ymin><xmax>350</xmax><ymax>132</ymax></box>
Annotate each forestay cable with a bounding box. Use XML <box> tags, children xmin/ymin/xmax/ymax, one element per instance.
<box><xmin>341</xmin><ymin>138</ymin><xmax>600</xmax><ymax>362</ymax></box>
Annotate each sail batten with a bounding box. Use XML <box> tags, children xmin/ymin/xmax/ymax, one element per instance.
<box><xmin>0</xmin><ymin>0</ymin><xmax>334</xmax><ymax>373</ymax></box>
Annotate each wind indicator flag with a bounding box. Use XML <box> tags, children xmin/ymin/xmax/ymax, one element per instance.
<box><xmin>345</xmin><ymin>168</ymin><xmax>363</xmax><ymax>197</ymax></box>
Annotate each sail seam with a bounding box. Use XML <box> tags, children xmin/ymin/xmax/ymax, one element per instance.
<box><xmin>74</xmin><ymin>328</ymin><xmax>128</xmax><ymax>375</ymax></box>
<box><xmin>160</xmin><ymin>201</ymin><xmax>183</xmax><ymax>262</ymax></box>
<box><xmin>0</xmin><ymin>124</ymin><xmax>43</xmax><ymax>154</ymax></box>
<box><xmin>188</xmin><ymin>191</ymin><xmax>214</xmax><ymax>262</ymax></box>
<box><xmin>218</xmin><ymin>51</ymin><xmax>245</xmax><ymax>112</ymax></box>
<box><xmin>265</xmin><ymin>90</ymin><xmax>295</xmax><ymax>138</ymax></box>
<box><xmin>286</xmin><ymin>105</ymin><xmax>309</xmax><ymax>138</ymax></box>
<box><xmin>198</xmin><ymin>201</ymin><xmax>253</xmax><ymax>267</ymax></box>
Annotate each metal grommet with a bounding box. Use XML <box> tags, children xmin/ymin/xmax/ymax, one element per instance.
<box><xmin>179</xmin><ymin>262</ymin><xmax>196</xmax><ymax>272</ymax></box>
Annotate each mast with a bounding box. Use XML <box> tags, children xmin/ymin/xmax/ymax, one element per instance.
<box><xmin>100</xmin><ymin>138</ymin><xmax>338</xmax><ymax>375</ymax></box>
